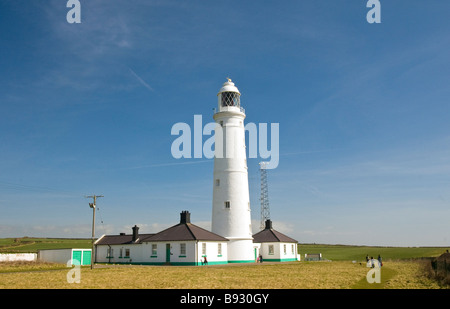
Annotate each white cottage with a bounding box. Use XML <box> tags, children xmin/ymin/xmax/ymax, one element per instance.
<box><xmin>95</xmin><ymin>211</ymin><xmax>228</xmax><ymax>266</ymax></box>
<box><xmin>252</xmin><ymin>220</ymin><xmax>300</xmax><ymax>262</ymax></box>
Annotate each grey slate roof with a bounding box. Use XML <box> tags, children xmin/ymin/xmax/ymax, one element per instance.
<box><xmin>252</xmin><ymin>229</ymin><xmax>298</xmax><ymax>243</ymax></box>
<box><xmin>95</xmin><ymin>233</ymin><xmax>155</xmax><ymax>246</ymax></box>
<box><xmin>252</xmin><ymin>220</ymin><xmax>298</xmax><ymax>243</ymax></box>
<box><xmin>141</xmin><ymin>223</ymin><xmax>228</xmax><ymax>242</ymax></box>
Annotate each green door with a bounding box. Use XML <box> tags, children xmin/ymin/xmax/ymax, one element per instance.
<box><xmin>82</xmin><ymin>250</ymin><xmax>91</xmax><ymax>266</ymax></box>
<box><xmin>165</xmin><ymin>244</ymin><xmax>171</xmax><ymax>264</ymax></box>
<box><xmin>72</xmin><ymin>250</ymin><xmax>82</xmax><ymax>265</ymax></box>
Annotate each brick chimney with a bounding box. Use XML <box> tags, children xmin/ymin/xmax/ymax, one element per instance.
<box><xmin>180</xmin><ymin>211</ymin><xmax>191</xmax><ymax>224</ymax></box>
<box><xmin>132</xmin><ymin>225</ymin><xmax>139</xmax><ymax>241</ymax></box>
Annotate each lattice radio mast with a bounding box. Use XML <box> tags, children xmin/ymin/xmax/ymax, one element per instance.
<box><xmin>259</xmin><ymin>162</ymin><xmax>270</xmax><ymax>230</ymax></box>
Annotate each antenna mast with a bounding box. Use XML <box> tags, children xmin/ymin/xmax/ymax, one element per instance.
<box><xmin>259</xmin><ymin>162</ymin><xmax>270</xmax><ymax>230</ymax></box>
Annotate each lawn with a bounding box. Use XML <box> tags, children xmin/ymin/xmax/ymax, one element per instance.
<box><xmin>0</xmin><ymin>237</ymin><xmax>92</xmax><ymax>253</ymax></box>
<box><xmin>298</xmin><ymin>244</ymin><xmax>447</xmax><ymax>261</ymax></box>
<box><xmin>0</xmin><ymin>260</ymin><xmax>443</xmax><ymax>289</ymax></box>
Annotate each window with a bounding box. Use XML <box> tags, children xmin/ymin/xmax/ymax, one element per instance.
<box><xmin>225</xmin><ymin>201</ymin><xmax>230</xmax><ymax>209</ymax></box>
<box><xmin>180</xmin><ymin>243</ymin><xmax>186</xmax><ymax>256</ymax></box>
<box><xmin>119</xmin><ymin>248</ymin><xmax>123</xmax><ymax>258</ymax></box>
<box><xmin>291</xmin><ymin>244</ymin><xmax>295</xmax><ymax>254</ymax></box>
<box><xmin>218</xmin><ymin>243</ymin><xmax>222</xmax><ymax>256</ymax></box>
<box><xmin>125</xmin><ymin>249</ymin><xmax>130</xmax><ymax>257</ymax></box>
<box><xmin>202</xmin><ymin>243</ymin><xmax>206</xmax><ymax>255</ymax></box>
<box><xmin>107</xmin><ymin>248</ymin><xmax>113</xmax><ymax>258</ymax></box>
<box><xmin>268</xmin><ymin>245</ymin><xmax>274</xmax><ymax>255</ymax></box>
<box><xmin>152</xmin><ymin>244</ymin><xmax>157</xmax><ymax>256</ymax></box>
<box><xmin>284</xmin><ymin>244</ymin><xmax>287</xmax><ymax>255</ymax></box>
<box><xmin>215</xmin><ymin>179</ymin><xmax>220</xmax><ymax>186</ymax></box>
<box><xmin>221</xmin><ymin>92</ymin><xmax>240</xmax><ymax>107</ymax></box>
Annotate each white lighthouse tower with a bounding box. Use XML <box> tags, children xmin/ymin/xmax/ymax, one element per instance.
<box><xmin>211</xmin><ymin>78</ymin><xmax>254</xmax><ymax>263</ymax></box>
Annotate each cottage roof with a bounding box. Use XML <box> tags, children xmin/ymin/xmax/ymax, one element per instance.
<box><xmin>94</xmin><ymin>233</ymin><xmax>155</xmax><ymax>246</ymax></box>
<box><xmin>95</xmin><ymin>211</ymin><xmax>228</xmax><ymax>246</ymax></box>
<box><xmin>141</xmin><ymin>223</ymin><xmax>228</xmax><ymax>242</ymax></box>
<box><xmin>252</xmin><ymin>220</ymin><xmax>298</xmax><ymax>243</ymax></box>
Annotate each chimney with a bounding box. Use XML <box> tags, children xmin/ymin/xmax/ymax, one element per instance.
<box><xmin>132</xmin><ymin>225</ymin><xmax>139</xmax><ymax>241</ymax></box>
<box><xmin>180</xmin><ymin>211</ymin><xmax>191</xmax><ymax>224</ymax></box>
<box><xmin>265</xmin><ymin>220</ymin><xmax>272</xmax><ymax>230</ymax></box>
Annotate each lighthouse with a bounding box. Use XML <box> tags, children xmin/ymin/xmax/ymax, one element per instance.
<box><xmin>211</xmin><ymin>78</ymin><xmax>254</xmax><ymax>263</ymax></box>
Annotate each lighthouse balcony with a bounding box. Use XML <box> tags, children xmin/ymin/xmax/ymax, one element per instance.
<box><xmin>214</xmin><ymin>105</ymin><xmax>245</xmax><ymax>115</ymax></box>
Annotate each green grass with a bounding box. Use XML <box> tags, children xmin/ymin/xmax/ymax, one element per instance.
<box><xmin>0</xmin><ymin>237</ymin><xmax>92</xmax><ymax>253</ymax></box>
<box><xmin>298</xmin><ymin>244</ymin><xmax>448</xmax><ymax>261</ymax></box>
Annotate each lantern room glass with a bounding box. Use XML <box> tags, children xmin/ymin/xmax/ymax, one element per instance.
<box><xmin>221</xmin><ymin>92</ymin><xmax>240</xmax><ymax>108</ymax></box>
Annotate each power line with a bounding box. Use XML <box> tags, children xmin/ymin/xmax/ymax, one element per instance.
<box><xmin>0</xmin><ymin>180</ymin><xmax>82</xmax><ymax>196</ymax></box>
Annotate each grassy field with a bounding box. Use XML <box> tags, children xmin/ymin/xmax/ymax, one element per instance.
<box><xmin>0</xmin><ymin>238</ymin><xmax>448</xmax><ymax>289</ymax></box>
<box><xmin>298</xmin><ymin>243</ymin><xmax>447</xmax><ymax>261</ymax></box>
<box><xmin>0</xmin><ymin>237</ymin><xmax>92</xmax><ymax>253</ymax></box>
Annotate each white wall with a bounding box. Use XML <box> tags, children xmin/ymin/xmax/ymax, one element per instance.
<box><xmin>197</xmin><ymin>241</ymin><xmax>228</xmax><ymax>265</ymax></box>
<box><xmin>38</xmin><ymin>249</ymin><xmax>72</xmax><ymax>264</ymax></box>
<box><xmin>95</xmin><ymin>241</ymin><xmax>228</xmax><ymax>265</ymax></box>
<box><xmin>0</xmin><ymin>253</ymin><xmax>37</xmax><ymax>262</ymax></box>
<box><xmin>38</xmin><ymin>249</ymin><xmax>92</xmax><ymax>265</ymax></box>
<box><xmin>258</xmin><ymin>242</ymin><xmax>299</xmax><ymax>262</ymax></box>
<box><xmin>95</xmin><ymin>244</ymin><xmax>142</xmax><ymax>264</ymax></box>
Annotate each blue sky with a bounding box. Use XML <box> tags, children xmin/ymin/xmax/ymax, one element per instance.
<box><xmin>0</xmin><ymin>0</ymin><xmax>449</xmax><ymax>246</ymax></box>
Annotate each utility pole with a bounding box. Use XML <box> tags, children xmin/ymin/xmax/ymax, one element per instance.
<box><xmin>85</xmin><ymin>195</ymin><xmax>103</xmax><ymax>269</ymax></box>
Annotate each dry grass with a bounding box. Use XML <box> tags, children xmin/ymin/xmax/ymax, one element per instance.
<box><xmin>0</xmin><ymin>260</ymin><xmax>445</xmax><ymax>289</ymax></box>
<box><xmin>0</xmin><ymin>261</ymin><xmax>67</xmax><ymax>273</ymax></box>
<box><xmin>381</xmin><ymin>260</ymin><xmax>440</xmax><ymax>289</ymax></box>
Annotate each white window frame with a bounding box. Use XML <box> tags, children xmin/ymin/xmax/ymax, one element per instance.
<box><xmin>202</xmin><ymin>243</ymin><xmax>207</xmax><ymax>256</ymax></box>
<box><xmin>180</xmin><ymin>243</ymin><xmax>186</xmax><ymax>256</ymax></box>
